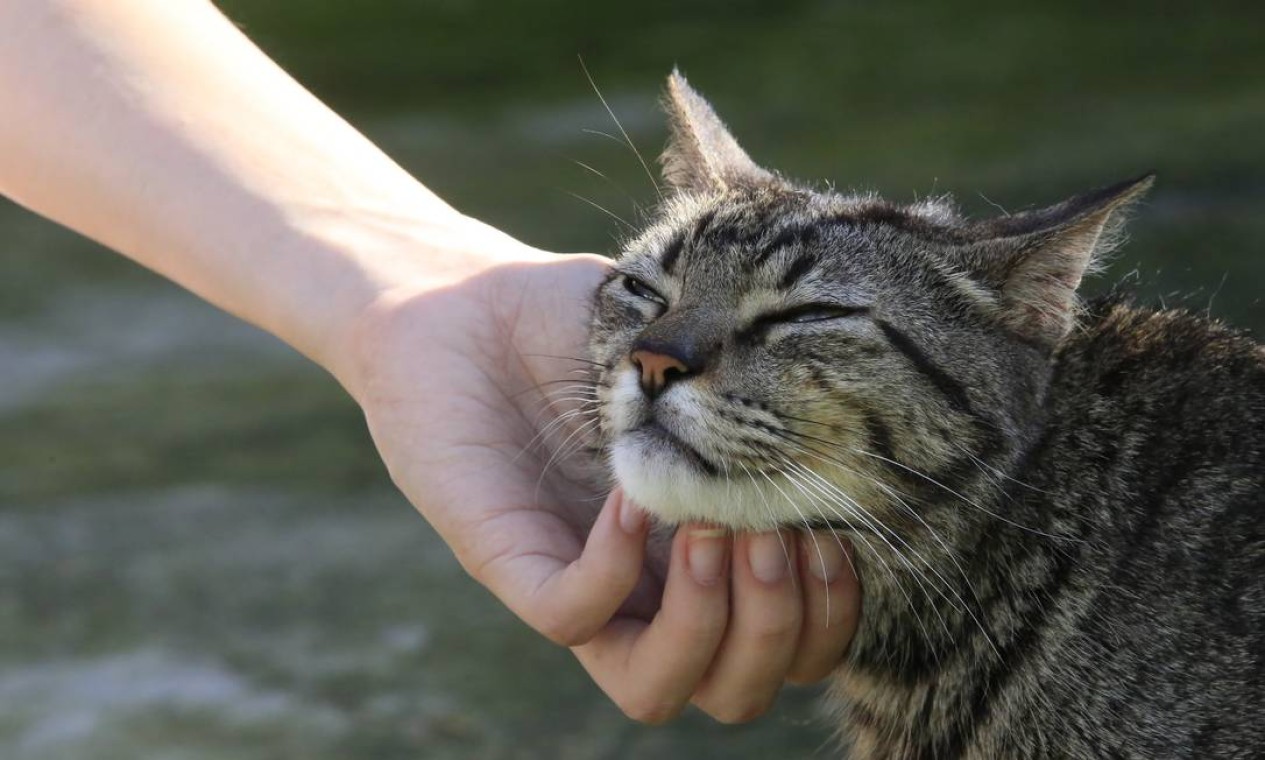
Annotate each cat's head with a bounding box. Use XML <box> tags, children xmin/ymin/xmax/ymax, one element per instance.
<box><xmin>588</xmin><ymin>71</ymin><xmax>1151</xmax><ymax>530</ymax></box>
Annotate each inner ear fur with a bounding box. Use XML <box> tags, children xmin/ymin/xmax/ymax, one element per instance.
<box><xmin>961</xmin><ymin>174</ymin><xmax>1154</xmax><ymax>348</ymax></box>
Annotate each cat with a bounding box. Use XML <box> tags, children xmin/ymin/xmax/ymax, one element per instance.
<box><xmin>585</xmin><ymin>71</ymin><xmax>1265</xmax><ymax>758</ymax></box>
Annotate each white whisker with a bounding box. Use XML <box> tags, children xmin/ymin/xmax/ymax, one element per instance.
<box><xmin>535</xmin><ymin>417</ymin><xmax>601</xmax><ymax>503</ymax></box>
<box><xmin>852</xmin><ymin>448</ymin><xmax>1079</xmax><ymax>543</ymax></box>
<box><xmin>565</xmin><ymin>191</ymin><xmax>635</xmax><ymax>230</ymax></box>
<box><xmin>736</xmin><ymin>462</ymin><xmax>795</xmax><ymax>583</ymax></box>
<box><xmin>578</xmin><ymin>55</ymin><xmax>663</xmax><ymax>201</ymax></box>
<box><xmin>777</xmin><ymin>458</ymin><xmax>948</xmax><ymax>645</ymax></box>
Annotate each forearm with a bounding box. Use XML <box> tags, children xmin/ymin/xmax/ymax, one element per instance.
<box><xmin>0</xmin><ymin>0</ymin><xmax>525</xmax><ymax>383</ymax></box>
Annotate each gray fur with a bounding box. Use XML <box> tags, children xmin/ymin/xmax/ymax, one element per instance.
<box><xmin>661</xmin><ymin>70</ymin><xmax>777</xmax><ymax>194</ymax></box>
<box><xmin>586</xmin><ymin>73</ymin><xmax>1265</xmax><ymax>758</ymax></box>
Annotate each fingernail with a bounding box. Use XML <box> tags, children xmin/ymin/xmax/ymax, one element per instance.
<box><xmin>804</xmin><ymin>533</ymin><xmax>848</xmax><ymax>583</ymax></box>
<box><xmin>748</xmin><ymin>532</ymin><xmax>789</xmax><ymax>584</ymax></box>
<box><xmin>618</xmin><ymin>493</ymin><xmax>647</xmax><ymax>535</ymax></box>
<box><xmin>688</xmin><ymin>529</ymin><xmax>728</xmax><ymax>586</ymax></box>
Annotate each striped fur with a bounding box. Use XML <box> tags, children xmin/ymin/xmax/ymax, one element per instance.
<box><xmin>585</xmin><ymin>73</ymin><xmax>1265</xmax><ymax>758</ymax></box>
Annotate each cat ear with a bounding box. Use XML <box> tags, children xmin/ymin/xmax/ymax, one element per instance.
<box><xmin>660</xmin><ymin>70</ymin><xmax>777</xmax><ymax>194</ymax></box>
<box><xmin>961</xmin><ymin>174</ymin><xmax>1154</xmax><ymax>347</ymax></box>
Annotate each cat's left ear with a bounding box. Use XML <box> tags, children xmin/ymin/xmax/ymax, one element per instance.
<box><xmin>962</xmin><ymin>174</ymin><xmax>1154</xmax><ymax>348</ymax></box>
<box><xmin>660</xmin><ymin>69</ymin><xmax>777</xmax><ymax>194</ymax></box>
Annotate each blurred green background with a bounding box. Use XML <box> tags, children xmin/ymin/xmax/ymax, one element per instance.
<box><xmin>1</xmin><ymin>2</ymin><xmax>1261</xmax><ymax>758</ymax></box>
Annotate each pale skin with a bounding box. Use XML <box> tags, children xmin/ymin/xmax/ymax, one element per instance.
<box><xmin>0</xmin><ymin>0</ymin><xmax>860</xmax><ymax>724</ymax></box>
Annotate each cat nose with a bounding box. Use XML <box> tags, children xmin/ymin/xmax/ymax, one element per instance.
<box><xmin>630</xmin><ymin>349</ymin><xmax>691</xmax><ymax>398</ymax></box>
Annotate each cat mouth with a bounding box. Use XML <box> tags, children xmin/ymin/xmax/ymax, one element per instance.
<box><xmin>631</xmin><ymin>422</ymin><xmax>722</xmax><ymax>477</ymax></box>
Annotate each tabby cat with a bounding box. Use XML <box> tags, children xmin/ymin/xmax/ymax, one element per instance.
<box><xmin>586</xmin><ymin>72</ymin><xmax>1264</xmax><ymax>758</ymax></box>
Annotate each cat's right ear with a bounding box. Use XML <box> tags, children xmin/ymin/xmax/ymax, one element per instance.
<box><xmin>660</xmin><ymin>70</ymin><xmax>776</xmax><ymax>194</ymax></box>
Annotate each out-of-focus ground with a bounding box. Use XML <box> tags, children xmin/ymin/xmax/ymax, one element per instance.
<box><xmin>1</xmin><ymin>2</ymin><xmax>1261</xmax><ymax>758</ymax></box>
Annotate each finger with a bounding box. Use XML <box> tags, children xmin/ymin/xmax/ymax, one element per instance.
<box><xmin>572</xmin><ymin>525</ymin><xmax>731</xmax><ymax>724</ymax></box>
<box><xmin>690</xmin><ymin>530</ymin><xmax>802</xmax><ymax>723</ymax></box>
<box><xmin>523</xmin><ymin>489</ymin><xmax>649</xmax><ymax>646</ymax></box>
<box><xmin>786</xmin><ymin>531</ymin><xmax>860</xmax><ymax>684</ymax></box>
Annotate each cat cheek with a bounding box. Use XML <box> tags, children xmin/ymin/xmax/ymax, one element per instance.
<box><xmin>607</xmin><ymin>368</ymin><xmax>646</xmax><ymax>433</ymax></box>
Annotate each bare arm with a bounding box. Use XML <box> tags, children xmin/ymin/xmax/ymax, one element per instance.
<box><xmin>0</xmin><ymin>0</ymin><xmax>520</xmax><ymax>383</ymax></box>
<box><xmin>0</xmin><ymin>0</ymin><xmax>858</xmax><ymax>725</ymax></box>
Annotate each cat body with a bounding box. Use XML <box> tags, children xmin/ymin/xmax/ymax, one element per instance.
<box><xmin>836</xmin><ymin>302</ymin><xmax>1264</xmax><ymax>758</ymax></box>
<box><xmin>587</xmin><ymin>72</ymin><xmax>1264</xmax><ymax>758</ymax></box>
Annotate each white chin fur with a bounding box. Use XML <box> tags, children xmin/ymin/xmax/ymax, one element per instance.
<box><xmin>610</xmin><ymin>437</ymin><xmax>796</xmax><ymax>530</ymax></box>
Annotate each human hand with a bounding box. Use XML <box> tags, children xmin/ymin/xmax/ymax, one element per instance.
<box><xmin>2</xmin><ymin>0</ymin><xmax>859</xmax><ymax>722</ymax></box>
<box><xmin>573</xmin><ymin>494</ymin><xmax>861</xmax><ymax>723</ymax></box>
<box><xmin>340</xmin><ymin>232</ymin><xmax>860</xmax><ymax>723</ymax></box>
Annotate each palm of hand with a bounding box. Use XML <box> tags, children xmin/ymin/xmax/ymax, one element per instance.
<box><xmin>350</xmin><ymin>251</ymin><xmax>659</xmax><ymax>624</ymax></box>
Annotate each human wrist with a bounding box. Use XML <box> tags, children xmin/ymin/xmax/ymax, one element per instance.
<box><xmin>307</xmin><ymin>202</ymin><xmax>553</xmax><ymax>398</ymax></box>
<box><xmin>0</xmin><ymin>0</ymin><xmax>550</xmax><ymax>393</ymax></box>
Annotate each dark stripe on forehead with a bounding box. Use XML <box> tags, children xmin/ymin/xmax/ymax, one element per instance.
<box><xmin>778</xmin><ymin>251</ymin><xmax>819</xmax><ymax>289</ymax></box>
<box><xmin>664</xmin><ymin>208</ymin><xmax>718</xmax><ymax>280</ymax></box>
<box><xmin>751</xmin><ymin>224</ymin><xmax>817</xmax><ymax>269</ymax></box>
<box><xmin>659</xmin><ymin>229</ymin><xmax>686</xmax><ymax>274</ymax></box>
<box><xmin>832</xmin><ymin>202</ymin><xmax>970</xmax><ymax>244</ymax></box>
<box><xmin>690</xmin><ymin>208</ymin><xmax>717</xmax><ymax>245</ymax></box>
<box><xmin>875</xmin><ymin>320</ymin><xmax>979</xmax><ymax>421</ymax></box>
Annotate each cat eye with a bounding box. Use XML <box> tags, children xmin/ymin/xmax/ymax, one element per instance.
<box><xmin>771</xmin><ymin>303</ymin><xmax>870</xmax><ymax>324</ymax></box>
<box><xmin>621</xmin><ymin>274</ymin><xmax>667</xmax><ymax>306</ymax></box>
<box><xmin>738</xmin><ymin>303</ymin><xmax>869</xmax><ymax>343</ymax></box>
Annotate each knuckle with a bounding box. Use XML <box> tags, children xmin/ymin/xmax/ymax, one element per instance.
<box><xmin>672</xmin><ymin>612</ymin><xmax>727</xmax><ymax>642</ymax></box>
<box><xmin>588</xmin><ymin>564</ymin><xmax>632</xmax><ymax>596</ymax></box>
<box><xmin>786</xmin><ymin>656</ymin><xmax>841</xmax><ymax>685</ymax></box>
<box><xmin>707</xmin><ymin>700</ymin><xmax>771</xmax><ymax>725</ymax></box>
<box><xmin>785</xmin><ymin>665</ymin><xmax>829</xmax><ymax>686</ymax></box>
<box><xmin>619</xmin><ymin>695</ymin><xmax>682</xmax><ymax>725</ymax></box>
<box><xmin>746</xmin><ymin>618</ymin><xmax>798</xmax><ymax>646</ymax></box>
<box><xmin>536</xmin><ymin>610</ymin><xmax>593</xmax><ymax>647</ymax></box>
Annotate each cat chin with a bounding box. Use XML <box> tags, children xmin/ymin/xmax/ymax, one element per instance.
<box><xmin>609</xmin><ymin>438</ymin><xmax>793</xmax><ymax>530</ymax></box>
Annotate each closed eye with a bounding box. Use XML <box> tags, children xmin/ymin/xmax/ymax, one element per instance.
<box><xmin>761</xmin><ymin>303</ymin><xmax>870</xmax><ymax>325</ymax></box>
<box><xmin>620</xmin><ymin>273</ymin><xmax>667</xmax><ymax>306</ymax></box>
<box><xmin>737</xmin><ymin>303</ymin><xmax>869</xmax><ymax>343</ymax></box>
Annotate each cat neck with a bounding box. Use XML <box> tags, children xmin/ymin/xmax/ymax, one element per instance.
<box><xmin>832</xmin><ymin>298</ymin><xmax>1264</xmax><ymax>757</ymax></box>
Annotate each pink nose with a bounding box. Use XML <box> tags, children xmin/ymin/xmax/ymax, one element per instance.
<box><xmin>630</xmin><ymin>349</ymin><xmax>689</xmax><ymax>397</ymax></box>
